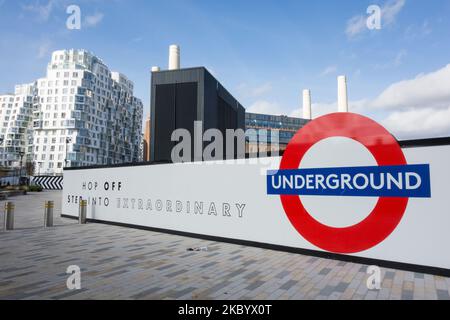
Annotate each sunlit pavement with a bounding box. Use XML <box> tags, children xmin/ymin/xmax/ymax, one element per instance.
<box><xmin>0</xmin><ymin>190</ymin><xmax>449</xmax><ymax>300</ymax></box>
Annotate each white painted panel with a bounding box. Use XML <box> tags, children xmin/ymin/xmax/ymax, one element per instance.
<box><xmin>62</xmin><ymin>145</ymin><xmax>450</xmax><ymax>271</ymax></box>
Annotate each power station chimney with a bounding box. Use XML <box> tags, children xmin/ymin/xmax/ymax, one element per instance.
<box><xmin>302</xmin><ymin>89</ymin><xmax>312</xmax><ymax>120</ymax></box>
<box><xmin>337</xmin><ymin>75</ymin><xmax>349</xmax><ymax>112</ymax></box>
<box><xmin>168</xmin><ymin>45</ymin><xmax>180</xmax><ymax>70</ymax></box>
<box><xmin>151</xmin><ymin>66</ymin><xmax>160</xmax><ymax>72</ymax></box>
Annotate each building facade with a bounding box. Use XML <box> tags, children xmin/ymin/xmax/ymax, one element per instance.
<box><xmin>245</xmin><ymin>112</ymin><xmax>309</xmax><ymax>154</ymax></box>
<box><xmin>143</xmin><ymin>116</ymin><xmax>151</xmax><ymax>161</ymax></box>
<box><xmin>32</xmin><ymin>50</ymin><xmax>143</xmax><ymax>174</ymax></box>
<box><xmin>150</xmin><ymin>67</ymin><xmax>245</xmax><ymax>162</ymax></box>
<box><xmin>0</xmin><ymin>49</ymin><xmax>143</xmax><ymax>175</ymax></box>
<box><xmin>0</xmin><ymin>83</ymin><xmax>36</xmax><ymax>168</ymax></box>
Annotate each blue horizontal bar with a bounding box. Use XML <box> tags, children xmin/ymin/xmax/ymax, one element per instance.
<box><xmin>267</xmin><ymin>164</ymin><xmax>431</xmax><ymax>198</ymax></box>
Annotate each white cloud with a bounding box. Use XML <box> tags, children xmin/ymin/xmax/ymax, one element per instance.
<box><xmin>320</xmin><ymin>65</ymin><xmax>337</xmax><ymax>77</ymax></box>
<box><xmin>371</xmin><ymin>64</ymin><xmax>450</xmax><ymax>110</ymax></box>
<box><xmin>382</xmin><ymin>0</ymin><xmax>406</xmax><ymax>26</ymax></box>
<box><xmin>355</xmin><ymin>63</ymin><xmax>450</xmax><ymax>139</ymax></box>
<box><xmin>383</xmin><ymin>107</ymin><xmax>450</xmax><ymax>139</ymax></box>
<box><xmin>84</xmin><ymin>13</ymin><xmax>104</xmax><ymax>28</ymax></box>
<box><xmin>346</xmin><ymin>15</ymin><xmax>367</xmax><ymax>39</ymax></box>
<box><xmin>346</xmin><ymin>0</ymin><xmax>406</xmax><ymax>39</ymax></box>
<box><xmin>247</xmin><ymin>100</ymin><xmax>285</xmax><ymax>115</ymax></box>
<box><xmin>22</xmin><ymin>0</ymin><xmax>55</xmax><ymax>22</ymax></box>
<box><xmin>370</xmin><ymin>64</ymin><xmax>450</xmax><ymax>138</ymax></box>
<box><xmin>37</xmin><ymin>40</ymin><xmax>52</xmax><ymax>59</ymax></box>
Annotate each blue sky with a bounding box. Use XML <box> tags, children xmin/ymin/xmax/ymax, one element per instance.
<box><xmin>1</xmin><ymin>0</ymin><xmax>450</xmax><ymax>138</ymax></box>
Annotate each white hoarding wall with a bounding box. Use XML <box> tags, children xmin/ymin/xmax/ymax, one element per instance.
<box><xmin>63</xmin><ymin>144</ymin><xmax>450</xmax><ymax>272</ymax></box>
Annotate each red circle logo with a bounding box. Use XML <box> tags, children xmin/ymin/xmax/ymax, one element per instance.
<box><xmin>280</xmin><ymin>113</ymin><xmax>408</xmax><ymax>253</ymax></box>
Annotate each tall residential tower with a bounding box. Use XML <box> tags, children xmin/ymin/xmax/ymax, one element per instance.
<box><xmin>0</xmin><ymin>49</ymin><xmax>144</xmax><ymax>175</ymax></box>
<box><xmin>0</xmin><ymin>83</ymin><xmax>36</xmax><ymax>168</ymax></box>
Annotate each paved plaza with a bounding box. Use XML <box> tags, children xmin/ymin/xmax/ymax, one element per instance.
<box><xmin>0</xmin><ymin>191</ymin><xmax>449</xmax><ymax>300</ymax></box>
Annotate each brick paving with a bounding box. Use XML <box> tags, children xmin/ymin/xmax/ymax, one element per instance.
<box><xmin>0</xmin><ymin>191</ymin><xmax>449</xmax><ymax>300</ymax></box>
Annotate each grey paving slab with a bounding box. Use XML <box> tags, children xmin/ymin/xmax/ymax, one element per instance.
<box><xmin>280</xmin><ymin>280</ymin><xmax>298</xmax><ymax>291</ymax></box>
<box><xmin>0</xmin><ymin>191</ymin><xmax>449</xmax><ymax>300</ymax></box>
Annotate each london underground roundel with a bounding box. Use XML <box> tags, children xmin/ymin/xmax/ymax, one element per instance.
<box><xmin>267</xmin><ymin>113</ymin><xmax>431</xmax><ymax>254</ymax></box>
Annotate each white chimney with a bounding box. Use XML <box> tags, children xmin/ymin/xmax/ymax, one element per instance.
<box><xmin>337</xmin><ymin>75</ymin><xmax>349</xmax><ymax>112</ymax></box>
<box><xmin>168</xmin><ymin>45</ymin><xmax>180</xmax><ymax>70</ymax></box>
<box><xmin>302</xmin><ymin>89</ymin><xmax>312</xmax><ymax>120</ymax></box>
<box><xmin>151</xmin><ymin>66</ymin><xmax>160</xmax><ymax>72</ymax></box>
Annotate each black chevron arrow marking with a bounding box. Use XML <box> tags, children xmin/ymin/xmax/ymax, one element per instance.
<box><xmin>32</xmin><ymin>176</ymin><xmax>64</xmax><ymax>190</ymax></box>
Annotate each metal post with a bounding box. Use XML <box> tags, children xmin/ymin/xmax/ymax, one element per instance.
<box><xmin>4</xmin><ymin>202</ymin><xmax>14</xmax><ymax>231</ymax></box>
<box><xmin>79</xmin><ymin>200</ymin><xmax>87</xmax><ymax>224</ymax></box>
<box><xmin>44</xmin><ymin>201</ymin><xmax>54</xmax><ymax>227</ymax></box>
<box><xmin>19</xmin><ymin>152</ymin><xmax>24</xmax><ymax>182</ymax></box>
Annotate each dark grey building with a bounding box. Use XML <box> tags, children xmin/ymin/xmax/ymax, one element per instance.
<box><xmin>150</xmin><ymin>67</ymin><xmax>245</xmax><ymax>162</ymax></box>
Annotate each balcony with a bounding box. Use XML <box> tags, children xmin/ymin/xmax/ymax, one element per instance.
<box><xmin>74</xmin><ymin>104</ymin><xmax>86</xmax><ymax>112</ymax></box>
<box><xmin>71</xmin><ymin>110</ymin><xmax>82</xmax><ymax>120</ymax></box>
<box><xmin>72</xmin><ymin>144</ymin><xmax>81</xmax><ymax>152</ymax></box>
<box><xmin>33</xmin><ymin>120</ymin><xmax>43</xmax><ymax>129</ymax></box>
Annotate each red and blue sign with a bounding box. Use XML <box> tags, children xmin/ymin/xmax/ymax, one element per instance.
<box><xmin>267</xmin><ymin>113</ymin><xmax>431</xmax><ymax>254</ymax></box>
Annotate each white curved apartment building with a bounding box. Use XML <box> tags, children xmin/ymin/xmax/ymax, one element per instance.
<box><xmin>0</xmin><ymin>49</ymin><xmax>143</xmax><ymax>175</ymax></box>
<box><xmin>0</xmin><ymin>83</ymin><xmax>36</xmax><ymax>168</ymax></box>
